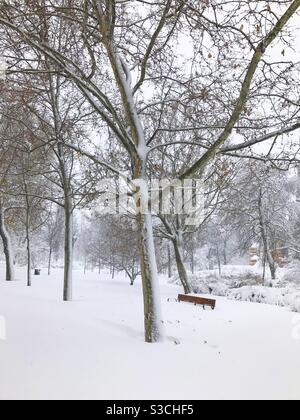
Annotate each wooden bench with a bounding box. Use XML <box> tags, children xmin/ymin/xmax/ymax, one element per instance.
<box><xmin>178</xmin><ymin>294</ymin><xmax>216</xmax><ymax>310</ymax></box>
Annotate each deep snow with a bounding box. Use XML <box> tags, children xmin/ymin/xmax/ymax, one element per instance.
<box><xmin>0</xmin><ymin>264</ymin><xmax>300</xmax><ymax>400</ymax></box>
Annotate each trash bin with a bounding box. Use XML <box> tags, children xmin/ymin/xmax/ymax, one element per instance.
<box><xmin>34</xmin><ymin>269</ymin><xmax>41</xmax><ymax>276</ymax></box>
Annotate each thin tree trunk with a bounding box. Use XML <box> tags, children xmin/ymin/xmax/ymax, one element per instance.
<box><xmin>168</xmin><ymin>244</ymin><xmax>172</xmax><ymax>279</ymax></box>
<box><xmin>258</xmin><ymin>190</ymin><xmax>276</xmax><ymax>284</ymax></box>
<box><xmin>24</xmin><ymin>182</ymin><xmax>32</xmax><ymax>287</ymax></box>
<box><xmin>26</xmin><ymin>226</ymin><xmax>32</xmax><ymax>287</ymax></box>
<box><xmin>98</xmin><ymin>256</ymin><xmax>101</xmax><ymax>275</ymax></box>
<box><xmin>0</xmin><ymin>202</ymin><xmax>14</xmax><ymax>281</ymax></box>
<box><xmin>191</xmin><ymin>244</ymin><xmax>195</xmax><ymax>275</ymax></box>
<box><xmin>268</xmin><ymin>256</ymin><xmax>276</xmax><ymax>282</ymax></box>
<box><xmin>262</xmin><ymin>251</ymin><xmax>267</xmax><ymax>284</ymax></box>
<box><xmin>112</xmin><ymin>258</ymin><xmax>115</xmax><ymax>279</ymax></box>
<box><xmin>63</xmin><ymin>198</ymin><xmax>73</xmax><ymax>302</ymax></box>
<box><xmin>217</xmin><ymin>246</ymin><xmax>222</xmax><ymax>277</ymax></box>
<box><xmin>130</xmin><ymin>266</ymin><xmax>135</xmax><ymax>286</ymax></box>
<box><xmin>48</xmin><ymin>247</ymin><xmax>52</xmax><ymax>276</ymax></box>
<box><xmin>173</xmin><ymin>239</ymin><xmax>192</xmax><ymax>295</ymax></box>
<box><xmin>130</xmin><ymin>260</ymin><xmax>136</xmax><ymax>285</ymax></box>
<box><xmin>84</xmin><ymin>253</ymin><xmax>87</xmax><ymax>274</ymax></box>
<box><xmin>24</xmin><ymin>206</ymin><xmax>32</xmax><ymax>287</ymax></box>
<box><xmin>223</xmin><ymin>239</ymin><xmax>228</xmax><ymax>266</ymax></box>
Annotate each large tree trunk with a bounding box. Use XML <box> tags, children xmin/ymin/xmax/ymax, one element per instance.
<box><xmin>173</xmin><ymin>239</ymin><xmax>192</xmax><ymax>295</ymax></box>
<box><xmin>63</xmin><ymin>197</ymin><xmax>73</xmax><ymax>302</ymax></box>
<box><xmin>105</xmin><ymin>44</ymin><xmax>163</xmax><ymax>342</ymax></box>
<box><xmin>0</xmin><ymin>202</ymin><xmax>15</xmax><ymax>282</ymax></box>
<box><xmin>137</xmin><ymin>211</ymin><xmax>163</xmax><ymax>343</ymax></box>
<box><xmin>133</xmin><ymin>152</ymin><xmax>164</xmax><ymax>343</ymax></box>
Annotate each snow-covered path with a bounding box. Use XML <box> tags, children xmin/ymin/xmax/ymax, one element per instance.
<box><xmin>0</xmin><ymin>266</ymin><xmax>300</xmax><ymax>400</ymax></box>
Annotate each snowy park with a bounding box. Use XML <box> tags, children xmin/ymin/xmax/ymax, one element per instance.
<box><xmin>1</xmin><ymin>0</ymin><xmax>300</xmax><ymax>403</ymax></box>
<box><xmin>0</xmin><ymin>265</ymin><xmax>300</xmax><ymax>400</ymax></box>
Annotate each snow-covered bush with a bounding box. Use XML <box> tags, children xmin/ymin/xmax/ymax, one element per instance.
<box><xmin>227</xmin><ymin>286</ymin><xmax>300</xmax><ymax>313</ymax></box>
<box><xmin>170</xmin><ymin>272</ymin><xmax>227</xmax><ymax>296</ymax></box>
<box><xmin>170</xmin><ymin>264</ymin><xmax>300</xmax><ymax>313</ymax></box>
<box><xmin>228</xmin><ymin>286</ymin><xmax>286</xmax><ymax>306</ymax></box>
<box><xmin>280</xmin><ymin>263</ymin><xmax>300</xmax><ymax>286</ymax></box>
<box><xmin>284</xmin><ymin>294</ymin><xmax>300</xmax><ymax>313</ymax></box>
<box><xmin>170</xmin><ymin>266</ymin><xmax>263</xmax><ymax>295</ymax></box>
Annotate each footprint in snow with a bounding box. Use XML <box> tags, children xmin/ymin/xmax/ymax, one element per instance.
<box><xmin>167</xmin><ymin>336</ymin><xmax>181</xmax><ymax>345</ymax></box>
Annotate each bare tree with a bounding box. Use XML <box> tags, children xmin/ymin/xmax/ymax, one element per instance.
<box><xmin>44</xmin><ymin>206</ymin><xmax>64</xmax><ymax>275</ymax></box>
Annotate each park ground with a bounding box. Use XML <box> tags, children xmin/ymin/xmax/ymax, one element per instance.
<box><xmin>0</xmin><ymin>264</ymin><xmax>300</xmax><ymax>400</ymax></box>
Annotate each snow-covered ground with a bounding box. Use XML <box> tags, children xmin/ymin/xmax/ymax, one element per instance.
<box><xmin>0</xmin><ymin>264</ymin><xmax>300</xmax><ymax>400</ymax></box>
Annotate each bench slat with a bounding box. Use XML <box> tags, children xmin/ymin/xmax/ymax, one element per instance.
<box><xmin>178</xmin><ymin>294</ymin><xmax>216</xmax><ymax>310</ymax></box>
